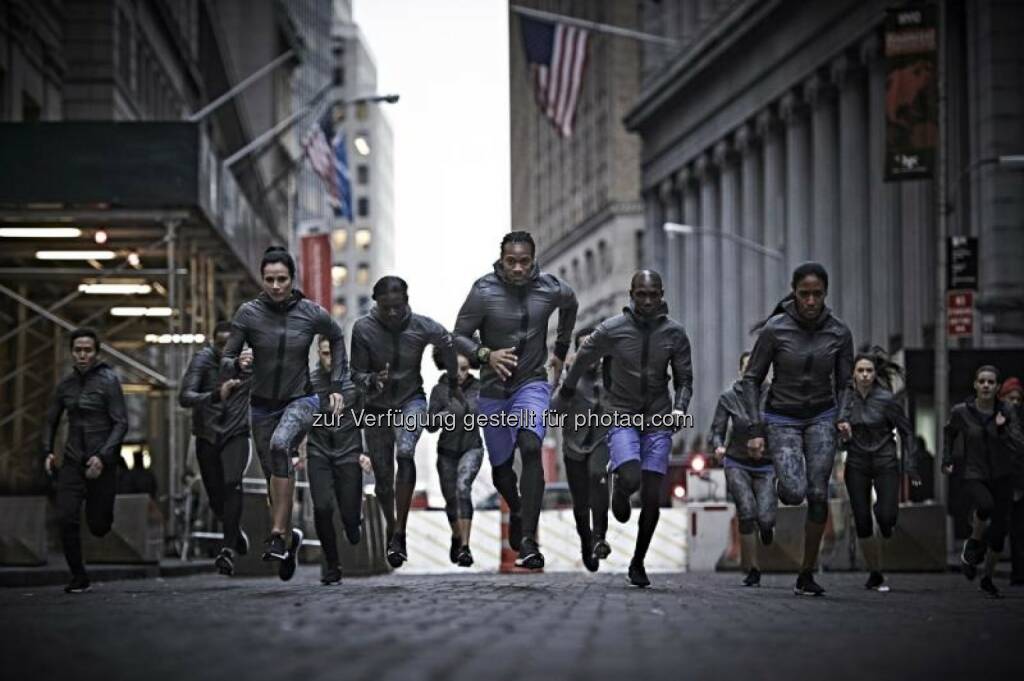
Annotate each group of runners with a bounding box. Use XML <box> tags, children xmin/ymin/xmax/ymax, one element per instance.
<box><xmin>43</xmin><ymin>230</ymin><xmax>1024</xmax><ymax>596</ymax></box>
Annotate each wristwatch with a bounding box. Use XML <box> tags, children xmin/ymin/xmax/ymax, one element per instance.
<box><xmin>476</xmin><ymin>346</ymin><xmax>491</xmax><ymax>365</ymax></box>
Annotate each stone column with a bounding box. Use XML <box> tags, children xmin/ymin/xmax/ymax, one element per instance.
<box><xmin>681</xmin><ymin>165</ymin><xmax>701</xmax><ymax>334</ymax></box>
<box><xmin>661</xmin><ymin>177</ymin><xmax>683</xmax><ymax>322</ymax></box>
<box><xmin>779</xmin><ymin>90</ymin><xmax>811</xmax><ymax>275</ymax></box>
<box><xmin>863</xmin><ymin>34</ymin><xmax>900</xmax><ymax>348</ymax></box>
<box><xmin>758</xmin><ymin>108</ymin><xmax>787</xmax><ymax>303</ymax></box>
<box><xmin>806</xmin><ymin>71</ymin><xmax>840</xmax><ymax>310</ymax></box>
<box><xmin>834</xmin><ymin>52</ymin><xmax>869</xmax><ymax>345</ymax></box>
<box><xmin>736</xmin><ymin>122</ymin><xmax>764</xmax><ymax>340</ymax></box>
<box><xmin>716</xmin><ymin>139</ymin><xmax>743</xmax><ymax>382</ymax></box>
<box><xmin>642</xmin><ymin>188</ymin><xmax>664</xmax><ymax>272</ymax></box>
<box><xmin>696</xmin><ymin>152</ymin><xmax>721</xmax><ymax>429</ymax></box>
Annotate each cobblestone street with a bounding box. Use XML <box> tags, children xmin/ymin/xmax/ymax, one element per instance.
<box><xmin>4</xmin><ymin>570</ymin><xmax>1023</xmax><ymax>681</ymax></box>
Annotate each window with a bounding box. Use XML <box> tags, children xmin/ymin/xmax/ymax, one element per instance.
<box><xmin>331</xmin><ymin>265</ymin><xmax>348</xmax><ymax>286</ymax></box>
<box><xmin>571</xmin><ymin>259</ymin><xmax>580</xmax><ymax>288</ymax></box>
<box><xmin>559</xmin><ymin>266</ymin><xmax>568</xmax><ymax>281</ymax></box>
<box><xmin>357</xmin><ymin>164</ymin><xmax>369</xmax><ymax>185</ymax></box>
<box><xmin>332</xmin><ymin>66</ymin><xmax>344</xmax><ymax>87</ymax></box>
<box><xmin>598</xmin><ymin>239</ymin><xmax>610</xmax><ymax>274</ymax></box>
<box><xmin>332</xmin><ymin>297</ymin><xmax>348</xmax><ymax>318</ymax></box>
<box><xmin>331</xmin><ymin>229</ymin><xmax>348</xmax><ymax>251</ymax></box>
<box><xmin>358</xmin><ymin>295</ymin><xmax>371</xmax><ymax>315</ymax></box>
<box><xmin>584</xmin><ymin>250</ymin><xmax>596</xmax><ymax>285</ymax></box>
<box><xmin>356</xmin><ymin>263</ymin><xmax>370</xmax><ymax>286</ymax></box>
<box><xmin>354</xmin><ymin>229</ymin><xmax>372</xmax><ymax>250</ymax></box>
<box><xmin>635</xmin><ymin>230</ymin><xmax>646</xmax><ymax>269</ymax></box>
<box><xmin>357</xmin><ymin>197</ymin><xmax>370</xmax><ymax>218</ymax></box>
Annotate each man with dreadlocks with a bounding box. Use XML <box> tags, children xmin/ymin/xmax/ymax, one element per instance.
<box><xmin>842</xmin><ymin>346</ymin><xmax>920</xmax><ymax>592</ymax></box>
<box><xmin>454</xmin><ymin>230</ymin><xmax>578</xmax><ymax>569</ymax></box>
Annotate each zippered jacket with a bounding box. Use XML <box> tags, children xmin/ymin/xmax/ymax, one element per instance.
<box><xmin>42</xmin><ymin>361</ymin><xmax>128</xmax><ymax>466</ymax></box>
<box><xmin>179</xmin><ymin>345</ymin><xmax>251</xmax><ymax>442</ymax></box>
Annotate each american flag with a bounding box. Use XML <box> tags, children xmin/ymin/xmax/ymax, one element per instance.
<box><xmin>302</xmin><ymin>112</ymin><xmax>353</xmax><ymax>220</ymax></box>
<box><xmin>520</xmin><ymin>15</ymin><xmax>589</xmax><ymax>138</ymax></box>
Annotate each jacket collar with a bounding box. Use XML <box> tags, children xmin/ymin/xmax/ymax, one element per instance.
<box><xmin>257</xmin><ymin>288</ymin><xmax>304</xmax><ymax>312</ymax></box>
<box><xmin>781</xmin><ymin>298</ymin><xmax>832</xmax><ymax>331</ymax></box>
<box><xmin>371</xmin><ymin>303</ymin><xmax>412</xmax><ymax>331</ymax></box>
<box><xmin>624</xmin><ymin>300</ymin><xmax>669</xmax><ymax>326</ymax></box>
<box><xmin>492</xmin><ymin>259</ymin><xmax>540</xmax><ymax>287</ymax></box>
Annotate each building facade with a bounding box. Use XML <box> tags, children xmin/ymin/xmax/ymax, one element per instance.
<box><xmin>509</xmin><ymin>0</ymin><xmax>644</xmax><ymax>334</ymax></box>
<box><xmin>625</xmin><ymin>0</ymin><xmax>1024</xmax><ymax>445</ymax></box>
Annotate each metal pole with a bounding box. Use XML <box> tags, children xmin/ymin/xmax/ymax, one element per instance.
<box><xmin>187</xmin><ymin>50</ymin><xmax>296</xmax><ymax>122</ymax></box>
<box><xmin>934</xmin><ymin>0</ymin><xmax>949</xmax><ymax>518</ymax></box>
<box><xmin>166</xmin><ymin>219</ymin><xmax>179</xmax><ymax>533</ymax></box>
<box><xmin>509</xmin><ymin>4</ymin><xmax>679</xmax><ymax>46</ymax></box>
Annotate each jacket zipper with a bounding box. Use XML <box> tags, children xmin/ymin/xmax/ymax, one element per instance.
<box><xmin>271</xmin><ymin>307</ymin><xmax>288</xmax><ymax>400</ymax></box>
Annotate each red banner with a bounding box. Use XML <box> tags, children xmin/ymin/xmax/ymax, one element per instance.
<box><xmin>300</xmin><ymin>234</ymin><xmax>332</xmax><ymax>311</ymax></box>
<box><xmin>884</xmin><ymin>5</ymin><xmax>938</xmax><ymax>181</ymax></box>
<box><xmin>947</xmin><ymin>289</ymin><xmax>974</xmax><ymax>339</ymax></box>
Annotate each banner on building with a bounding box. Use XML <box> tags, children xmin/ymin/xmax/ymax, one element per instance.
<box><xmin>947</xmin><ymin>236</ymin><xmax>978</xmax><ymax>290</ymax></box>
<box><xmin>300</xmin><ymin>233</ymin><xmax>332</xmax><ymax>311</ymax></box>
<box><xmin>884</xmin><ymin>6</ymin><xmax>937</xmax><ymax>181</ymax></box>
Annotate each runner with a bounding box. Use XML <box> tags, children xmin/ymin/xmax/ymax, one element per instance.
<box><xmin>554</xmin><ymin>270</ymin><xmax>692</xmax><ymax>587</ymax></box>
<box><xmin>710</xmin><ymin>351</ymin><xmax>776</xmax><ymax>587</ymax></box>
<box><xmin>350</xmin><ymin>275</ymin><xmax>459</xmax><ymax>568</ymax></box>
<box><xmin>454</xmin><ymin>230</ymin><xmax>578</xmax><ymax>569</ymax></box>
<box><xmin>561</xmin><ymin>326</ymin><xmax>612</xmax><ymax>572</ymax></box>
<box><xmin>220</xmin><ymin>246</ymin><xmax>347</xmax><ymax>581</ymax></box>
<box><xmin>179</xmin><ymin>321</ymin><xmax>252</xmax><ymax>576</ymax></box>
<box><xmin>742</xmin><ymin>262</ymin><xmax>854</xmax><ymax>597</ymax></box>
<box><xmin>43</xmin><ymin>328</ymin><xmax>128</xmax><ymax>593</ymax></box>
<box><xmin>426</xmin><ymin>347</ymin><xmax>483</xmax><ymax>567</ymax></box>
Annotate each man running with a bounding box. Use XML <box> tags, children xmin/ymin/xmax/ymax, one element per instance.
<box><xmin>351</xmin><ymin>275</ymin><xmax>459</xmax><ymax>568</ymax></box>
<box><xmin>179</xmin><ymin>321</ymin><xmax>252</xmax><ymax>576</ymax></box>
<box><xmin>454</xmin><ymin>230</ymin><xmax>578</xmax><ymax>569</ymax></box>
<box><xmin>43</xmin><ymin>328</ymin><xmax>128</xmax><ymax>593</ymax></box>
<box><xmin>554</xmin><ymin>271</ymin><xmax>692</xmax><ymax>587</ymax></box>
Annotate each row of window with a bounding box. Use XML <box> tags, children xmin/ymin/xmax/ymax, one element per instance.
<box><xmin>331</xmin><ymin>263</ymin><xmax>371</xmax><ymax>287</ymax></box>
<box><xmin>332</xmin><ymin>295</ymin><xmax>372</xmax><ymax>319</ymax></box>
<box><xmin>330</xmin><ymin>228</ymin><xmax>373</xmax><ymax>252</ymax></box>
<box><xmin>557</xmin><ymin>240</ymin><xmax>613</xmax><ymax>289</ymax></box>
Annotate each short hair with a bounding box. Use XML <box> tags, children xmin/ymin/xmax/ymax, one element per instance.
<box><xmin>70</xmin><ymin>327</ymin><xmax>100</xmax><ymax>351</ymax></box>
<box><xmin>500</xmin><ymin>231</ymin><xmax>536</xmax><ymax>257</ymax></box>
<box><xmin>975</xmin><ymin>364</ymin><xmax>1000</xmax><ymax>382</ymax></box>
<box><xmin>372</xmin><ymin>275</ymin><xmax>408</xmax><ymax>301</ymax></box>
<box><xmin>213</xmin><ymin>321</ymin><xmax>232</xmax><ymax>336</ymax></box>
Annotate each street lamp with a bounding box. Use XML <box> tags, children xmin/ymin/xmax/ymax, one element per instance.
<box><xmin>662</xmin><ymin>222</ymin><xmax>784</xmax><ymax>261</ymax></box>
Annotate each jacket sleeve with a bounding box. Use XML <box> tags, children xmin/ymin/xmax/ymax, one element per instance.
<box><xmin>671</xmin><ymin>328</ymin><xmax>694</xmax><ymax>412</ymax></box>
<box><xmin>349</xmin><ymin>324</ymin><xmax>378</xmax><ymax>395</ymax></box>
<box><xmin>740</xmin><ymin>326</ymin><xmax>776</xmax><ymax>438</ymax></box>
<box><xmin>942</xmin><ymin>407</ymin><xmax>962</xmax><ymax>468</ymax></box>
<box><xmin>427</xmin><ymin>317</ymin><xmax>459</xmax><ymax>388</ymax></box>
<box><xmin>42</xmin><ymin>380</ymin><xmax>66</xmax><ymax>455</ymax></box>
<box><xmin>219</xmin><ymin>305</ymin><xmax>247</xmax><ymax>380</ymax></box>
<box><xmin>887</xmin><ymin>396</ymin><xmax>919</xmax><ymax>479</ymax></box>
<box><xmin>179</xmin><ymin>350</ymin><xmax>215</xmax><ymax>409</ymax></box>
<box><xmin>834</xmin><ymin>327</ymin><xmax>855</xmax><ymax>423</ymax></box>
<box><xmin>99</xmin><ymin>370</ymin><xmax>129</xmax><ymax>465</ymax></box>
<box><xmin>314</xmin><ymin>304</ymin><xmax>348</xmax><ymax>394</ymax></box>
<box><xmin>453</xmin><ymin>284</ymin><xmax>485</xmax><ymax>364</ymax></box>
<box><xmin>426</xmin><ymin>383</ymin><xmax>448</xmax><ymax>433</ymax></box>
<box><xmin>563</xmin><ymin>323</ymin><xmax>612</xmax><ymax>391</ymax></box>
<box><xmin>996</xmin><ymin>403</ymin><xmax>1024</xmax><ymax>453</ymax></box>
<box><xmin>553</xmin><ymin>277</ymin><xmax>579</xmax><ymax>361</ymax></box>
<box><xmin>709</xmin><ymin>397</ymin><xmax>730</xmax><ymax>450</ymax></box>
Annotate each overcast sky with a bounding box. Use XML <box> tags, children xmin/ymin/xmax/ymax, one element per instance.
<box><xmin>353</xmin><ymin>0</ymin><xmax>510</xmax><ymax>330</ymax></box>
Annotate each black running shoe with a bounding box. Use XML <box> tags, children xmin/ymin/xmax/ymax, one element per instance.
<box><xmin>386</xmin><ymin>533</ymin><xmax>407</xmax><ymax>568</ymax></box>
<box><xmin>278</xmin><ymin>528</ymin><xmax>303</xmax><ymax>582</ymax></box>
<box><xmin>456</xmin><ymin>545</ymin><xmax>474</xmax><ymax>568</ymax></box>
<box><xmin>344</xmin><ymin>522</ymin><xmax>361</xmax><ymax>546</ymax></box>
<box><xmin>580</xmin><ymin>535</ymin><xmax>599</xmax><ymax>573</ymax></box>
<box><xmin>215</xmin><ymin>548</ymin><xmax>235</xmax><ymax>576</ymax></box>
<box><xmin>262</xmin><ymin>532</ymin><xmax>288</xmax><ymax>561</ymax></box>
<box><xmin>611</xmin><ymin>478</ymin><xmax>631</xmax><ymax>524</ymax></box>
<box><xmin>508</xmin><ymin>511</ymin><xmax>523</xmax><ymax>552</ymax></box>
<box><xmin>449</xmin><ymin>535</ymin><xmax>461</xmax><ymax>565</ymax></box>
<box><xmin>628</xmin><ymin>561</ymin><xmax>650</xmax><ymax>588</ymax></box>
<box><xmin>64</xmin><ymin>574</ymin><xmax>91</xmax><ymax>594</ymax></box>
<box><xmin>321</xmin><ymin>564</ymin><xmax>342</xmax><ymax>585</ymax></box>
<box><xmin>979</xmin><ymin>576</ymin><xmax>1001</xmax><ymax>599</ymax></box>
<box><xmin>743</xmin><ymin>568</ymin><xmax>761</xmax><ymax>587</ymax></box>
<box><xmin>760</xmin><ymin>526</ymin><xmax>774</xmax><ymax>546</ymax></box>
<box><xmin>515</xmin><ymin>537</ymin><xmax>544</xmax><ymax>570</ymax></box>
<box><xmin>593</xmin><ymin>537</ymin><xmax>611</xmax><ymax>560</ymax></box>
<box><xmin>960</xmin><ymin>538</ymin><xmax>984</xmax><ymax>581</ymax></box>
<box><xmin>865</xmin><ymin>571</ymin><xmax>889</xmax><ymax>592</ymax></box>
<box><xmin>235</xmin><ymin>528</ymin><xmax>250</xmax><ymax>556</ymax></box>
<box><xmin>794</xmin><ymin>570</ymin><xmax>825</xmax><ymax>596</ymax></box>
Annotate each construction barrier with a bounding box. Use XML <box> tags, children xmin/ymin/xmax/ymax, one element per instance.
<box><xmin>82</xmin><ymin>493</ymin><xmax>163</xmax><ymax>564</ymax></box>
<box><xmin>0</xmin><ymin>495</ymin><xmax>47</xmax><ymax>566</ymax></box>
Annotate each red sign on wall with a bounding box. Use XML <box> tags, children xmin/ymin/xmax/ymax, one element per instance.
<box><xmin>947</xmin><ymin>289</ymin><xmax>974</xmax><ymax>338</ymax></box>
<box><xmin>300</xmin><ymin>234</ymin><xmax>332</xmax><ymax>312</ymax></box>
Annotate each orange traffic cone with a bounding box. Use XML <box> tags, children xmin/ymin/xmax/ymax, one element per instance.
<box><xmin>499</xmin><ymin>496</ymin><xmax>541</xmax><ymax>574</ymax></box>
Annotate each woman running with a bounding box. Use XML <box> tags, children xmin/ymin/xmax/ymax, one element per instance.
<box><xmin>351</xmin><ymin>276</ymin><xmax>459</xmax><ymax>568</ymax></box>
<box><xmin>307</xmin><ymin>337</ymin><xmax>363</xmax><ymax>585</ymax></box>
<box><xmin>943</xmin><ymin>365</ymin><xmax>1024</xmax><ymax>597</ymax></box>
<box><xmin>426</xmin><ymin>347</ymin><xmax>483</xmax><ymax>567</ymax></box>
<box><xmin>843</xmin><ymin>348</ymin><xmax>920</xmax><ymax>592</ymax></box>
<box><xmin>220</xmin><ymin>246</ymin><xmax>347</xmax><ymax>581</ymax></box>
<box><xmin>997</xmin><ymin>377</ymin><xmax>1024</xmax><ymax>586</ymax></box>
<box><xmin>711</xmin><ymin>351</ymin><xmax>776</xmax><ymax>587</ymax></box>
<box><xmin>741</xmin><ymin>262</ymin><xmax>853</xmax><ymax>597</ymax></box>
<box><xmin>561</xmin><ymin>326</ymin><xmax>611</xmax><ymax>573</ymax></box>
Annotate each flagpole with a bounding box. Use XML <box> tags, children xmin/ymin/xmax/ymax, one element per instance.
<box><xmin>510</xmin><ymin>4</ymin><xmax>678</xmax><ymax>47</ymax></box>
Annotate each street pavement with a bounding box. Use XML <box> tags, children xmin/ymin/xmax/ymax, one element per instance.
<box><xmin>3</xmin><ymin>569</ymin><xmax>1023</xmax><ymax>681</ymax></box>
